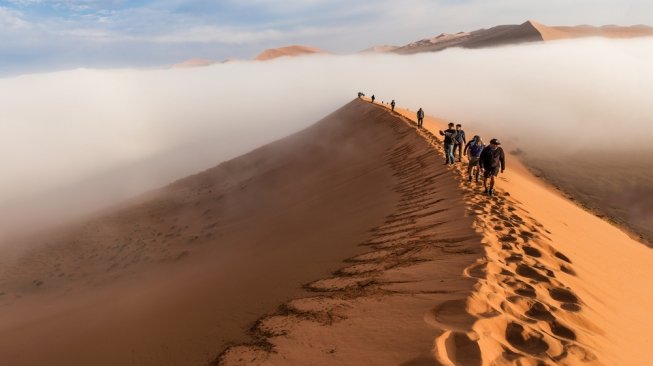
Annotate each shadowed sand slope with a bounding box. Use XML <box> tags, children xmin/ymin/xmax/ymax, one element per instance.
<box><xmin>3</xmin><ymin>100</ymin><xmax>651</xmax><ymax>366</ymax></box>
<box><xmin>219</xmin><ymin>102</ymin><xmax>484</xmax><ymax>365</ymax></box>
<box><xmin>394</xmin><ymin>21</ymin><xmax>544</xmax><ymax>54</ymax></box>
<box><xmin>0</xmin><ymin>100</ymin><xmax>417</xmax><ymax>366</ymax></box>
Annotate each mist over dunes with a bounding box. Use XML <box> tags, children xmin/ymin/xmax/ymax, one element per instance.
<box><xmin>0</xmin><ymin>26</ymin><xmax>652</xmax><ymax>365</ymax></box>
<box><xmin>1</xmin><ymin>36</ymin><xmax>652</xmax><ymax>242</ymax></box>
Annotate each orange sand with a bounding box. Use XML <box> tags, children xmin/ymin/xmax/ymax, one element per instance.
<box><xmin>1</xmin><ymin>99</ymin><xmax>651</xmax><ymax>366</ymax></box>
<box><xmin>254</xmin><ymin>45</ymin><xmax>324</xmax><ymax>61</ymax></box>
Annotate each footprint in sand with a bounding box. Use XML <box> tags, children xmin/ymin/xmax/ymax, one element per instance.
<box><xmin>548</xmin><ymin>287</ymin><xmax>579</xmax><ymax>304</ymax></box>
<box><xmin>505</xmin><ymin>322</ymin><xmax>549</xmax><ymax>355</ymax></box>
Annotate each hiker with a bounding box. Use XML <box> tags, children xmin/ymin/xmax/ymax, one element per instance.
<box><xmin>391</xmin><ymin>99</ymin><xmax>396</xmax><ymax>111</ymax></box>
<box><xmin>463</xmin><ymin>135</ymin><xmax>484</xmax><ymax>182</ymax></box>
<box><xmin>357</xmin><ymin>91</ymin><xmax>363</xmax><ymax>98</ymax></box>
<box><xmin>417</xmin><ymin>108</ymin><xmax>424</xmax><ymax>128</ymax></box>
<box><xmin>454</xmin><ymin>123</ymin><xmax>466</xmax><ymax>162</ymax></box>
<box><xmin>480</xmin><ymin>138</ymin><xmax>505</xmax><ymax>197</ymax></box>
<box><xmin>371</xmin><ymin>95</ymin><xmax>375</xmax><ymax>103</ymax></box>
<box><xmin>439</xmin><ymin>122</ymin><xmax>458</xmax><ymax>165</ymax></box>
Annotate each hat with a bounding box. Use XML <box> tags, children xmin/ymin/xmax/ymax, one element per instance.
<box><xmin>490</xmin><ymin>138</ymin><xmax>501</xmax><ymax>145</ymax></box>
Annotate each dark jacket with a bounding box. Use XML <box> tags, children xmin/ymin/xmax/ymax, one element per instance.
<box><xmin>417</xmin><ymin>109</ymin><xmax>424</xmax><ymax>119</ymax></box>
<box><xmin>455</xmin><ymin>130</ymin><xmax>466</xmax><ymax>145</ymax></box>
<box><xmin>480</xmin><ymin>146</ymin><xmax>505</xmax><ymax>171</ymax></box>
<box><xmin>439</xmin><ymin>128</ymin><xmax>458</xmax><ymax>145</ymax></box>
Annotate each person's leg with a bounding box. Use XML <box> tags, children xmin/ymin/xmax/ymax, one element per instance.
<box><xmin>447</xmin><ymin>144</ymin><xmax>455</xmax><ymax>164</ymax></box>
<box><xmin>488</xmin><ymin>175</ymin><xmax>496</xmax><ymax>196</ymax></box>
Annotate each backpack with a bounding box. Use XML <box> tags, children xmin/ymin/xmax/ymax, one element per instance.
<box><xmin>469</xmin><ymin>142</ymin><xmax>484</xmax><ymax>157</ymax></box>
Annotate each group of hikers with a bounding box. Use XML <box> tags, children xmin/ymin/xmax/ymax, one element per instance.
<box><xmin>357</xmin><ymin>92</ymin><xmax>505</xmax><ymax>197</ymax></box>
<box><xmin>438</xmin><ymin>121</ymin><xmax>505</xmax><ymax>197</ymax></box>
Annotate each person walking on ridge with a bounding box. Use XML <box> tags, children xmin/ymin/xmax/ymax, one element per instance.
<box><xmin>439</xmin><ymin>123</ymin><xmax>458</xmax><ymax>165</ymax></box>
<box><xmin>454</xmin><ymin>123</ymin><xmax>466</xmax><ymax>162</ymax></box>
<box><xmin>417</xmin><ymin>108</ymin><xmax>424</xmax><ymax>128</ymax></box>
<box><xmin>464</xmin><ymin>135</ymin><xmax>484</xmax><ymax>182</ymax></box>
<box><xmin>480</xmin><ymin>138</ymin><xmax>505</xmax><ymax>197</ymax></box>
<box><xmin>391</xmin><ymin>100</ymin><xmax>396</xmax><ymax>111</ymax></box>
<box><xmin>371</xmin><ymin>95</ymin><xmax>375</xmax><ymax>103</ymax></box>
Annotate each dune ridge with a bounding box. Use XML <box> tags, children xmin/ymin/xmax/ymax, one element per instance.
<box><xmin>386</xmin><ymin>102</ymin><xmax>653</xmax><ymax>365</ymax></box>
<box><xmin>218</xmin><ymin>101</ymin><xmax>484</xmax><ymax>365</ymax></box>
<box><xmin>220</xmin><ymin>99</ymin><xmax>653</xmax><ymax>366</ymax></box>
<box><xmin>383</xmin><ymin>106</ymin><xmax>601</xmax><ymax>364</ymax></box>
<box><xmin>530</xmin><ymin>20</ymin><xmax>653</xmax><ymax>40</ymax></box>
<box><xmin>254</xmin><ymin>45</ymin><xmax>324</xmax><ymax>61</ymax></box>
<box><xmin>1</xmin><ymin>99</ymin><xmax>651</xmax><ymax>365</ymax></box>
<box><xmin>393</xmin><ymin>20</ymin><xmax>653</xmax><ymax>54</ymax></box>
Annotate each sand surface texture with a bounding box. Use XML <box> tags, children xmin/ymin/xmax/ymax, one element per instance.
<box><xmin>221</xmin><ymin>100</ymin><xmax>653</xmax><ymax>365</ymax></box>
<box><xmin>1</xmin><ymin>99</ymin><xmax>651</xmax><ymax>365</ymax></box>
<box><xmin>0</xmin><ymin>101</ymin><xmax>403</xmax><ymax>365</ymax></box>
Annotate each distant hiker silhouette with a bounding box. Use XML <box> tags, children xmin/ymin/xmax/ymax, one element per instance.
<box><xmin>417</xmin><ymin>108</ymin><xmax>424</xmax><ymax>128</ymax></box>
<box><xmin>480</xmin><ymin>138</ymin><xmax>505</xmax><ymax>197</ymax></box>
<box><xmin>357</xmin><ymin>92</ymin><xmax>363</xmax><ymax>98</ymax></box>
<box><xmin>391</xmin><ymin>100</ymin><xmax>396</xmax><ymax>111</ymax></box>
<box><xmin>371</xmin><ymin>95</ymin><xmax>375</xmax><ymax>103</ymax></box>
<box><xmin>439</xmin><ymin>123</ymin><xmax>458</xmax><ymax>165</ymax></box>
<box><xmin>464</xmin><ymin>135</ymin><xmax>484</xmax><ymax>182</ymax></box>
<box><xmin>454</xmin><ymin>123</ymin><xmax>466</xmax><ymax>162</ymax></box>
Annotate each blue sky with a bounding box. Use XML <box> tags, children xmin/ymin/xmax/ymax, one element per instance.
<box><xmin>0</xmin><ymin>0</ymin><xmax>652</xmax><ymax>74</ymax></box>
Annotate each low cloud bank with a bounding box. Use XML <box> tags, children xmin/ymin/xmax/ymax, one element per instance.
<box><xmin>1</xmin><ymin>37</ymin><xmax>651</xmax><ymax>238</ymax></box>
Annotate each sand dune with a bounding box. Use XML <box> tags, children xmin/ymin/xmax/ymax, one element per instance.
<box><xmin>218</xmin><ymin>100</ymin><xmax>653</xmax><ymax>365</ymax></box>
<box><xmin>530</xmin><ymin>20</ymin><xmax>653</xmax><ymax>40</ymax></box>
<box><xmin>220</xmin><ymin>101</ymin><xmax>483</xmax><ymax>365</ymax></box>
<box><xmin>525</xmin><ymin>152</ymin><xmax>653</xmax><ymax>245</ymax></box>
<box><xmin>394</xmin><ymin>20</ymin><xmax>653</xmax><ymax>54</ymax></box>
<box><xmin>359</xmin><ymin>45</ymin><xmax>399</xmax><ymax>53</ymax></box>
<box><xmin>254</xmin><ymin>45</ymin><xmax>325</xmax><ymax>61</ymax></box>
<box><xmin>172</xmin><ymin>58</ymin><xmax>217</xmax><ymax>68</ymax></box>
<box><xmin>1</xmin><ymin>99</ymin><xmax>651</xmax><ymax>365</ymax></box>
<box><xmin>394</xmin><ymin>21</ymin><xmax>544</xmax><ymax>54</ymax></box>
<box><xmin>0</xmin><ymin>101</ymin><xmax>405</xmax><ymax>365</ymax></box>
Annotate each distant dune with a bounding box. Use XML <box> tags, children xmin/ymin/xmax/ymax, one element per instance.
<box><xmin>172</xmin><ymin>20</ymin><xmax>653</xmax><ymax>66</ymax></box>
<box><xmin>394</xmin><ymin>20</ymin><xmax>653</xmax><ymax>54</ymax></box>
<box><xmin>530</xmin><ymin>20</ymin><xmax>653</xmax><ymax>40</ymax></box>
<box><xmin>171</xmin><ymin>57</ymin><xmax>217</xmax><ymax>68</ymax></box>
<box><xmin>359</xmin><ymin>45</ymin><xmax>399</xmax><ymax>53</ymax></box>
<box><xmin>254</xmin><ymin>45</ymin><xmax>325</xmax><ymax>61</ymax></box>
